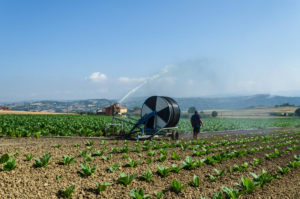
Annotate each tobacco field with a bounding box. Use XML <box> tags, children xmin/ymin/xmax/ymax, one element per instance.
<box><xmin>0</xmin><ymin>128</ymin><xmax>299</xmax><ymax>198</ymax></box>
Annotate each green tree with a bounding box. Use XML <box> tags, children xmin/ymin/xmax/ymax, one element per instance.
<box><xmin>188</xmin><ymin>107</ymin><xmax>196</xmax><ymax>114</ymax></box>
<box><xmin>212</xmin><ymin>111</ymin><xmax>218</xmax><ymax>117</ymax></box>
<box><xmin>295</xmin><ymin>108</ymin><xmax>300</xmax><ymax>117</ymax></box>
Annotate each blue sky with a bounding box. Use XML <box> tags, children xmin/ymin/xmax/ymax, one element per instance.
<box><xmin>1</xmin><ymin>0</ymin><xmax>300</xmax><ymax>103</ymax></box>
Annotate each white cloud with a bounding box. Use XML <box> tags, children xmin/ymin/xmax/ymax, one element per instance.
<box><xmin>88</xmin><ymin>72</ymin><xmax>107</xmax><ymax>82</ymax></box>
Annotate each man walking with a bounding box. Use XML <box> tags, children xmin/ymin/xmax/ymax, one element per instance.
<box><xmin>190</xmin><ymin>111</ymin><xmax>204</xmax><ymax>139</ymax></box>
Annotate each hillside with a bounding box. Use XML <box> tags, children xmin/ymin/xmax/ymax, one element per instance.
<box><xmin>2</xmin><ymin>94</ymin><xmax>300</xmax><ymax>113</ymax></box>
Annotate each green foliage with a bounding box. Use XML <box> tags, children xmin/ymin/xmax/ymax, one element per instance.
<box><xmin>182</xmin><ymin>156</ymin><xmax>197</xmax><ymax>170</ymax></box>
<box><xmin>170</xmin><ymin>179</ymin><xmax>186</xmax><ymax>194</ymax></box>
<box><xmin>0</xmin><ymin>154</ymin><xmax>10</xmax><ymax>164</ymax></box>
<box><xmin>172</xmin><ymin>151</ymin><xmax>180</xmax><ymax>160</ymax></box>
<box><xmin>158</xmin><ymin>154</ymin><xmax>167</xmax><ymax>162</ymax></box>
<box><xmin>129</xmin><ymin>188</ymin><xmax>151</xmax><ymax>199</ymax></box>
<box><xmin>95</xmin><ymin>182</ymin><xmax>112</xmax><ymax>193</ymax></box>
<box><xmin>294</xmin><ymin>108</ymin><xmax>300</xmax><ymax>116</ymax></box>
<box><xmin>139</xmin><ymin>169</ymin><xmax>153</xmax><ymax>182</ymax></box>
<box><xmin>154</xmin><ymin>190</ymin><xmax>163</xmax><ymax>199</ymax></box>
<box><xmin>250</xmin><ymin>170</ymin><xmax>273</xmax><ymax>187</ymax></box>
<box><xmin>117</xmin><ymin>173</ymin><xmax>138</xmax><ymax>186</ymax></box>
<box><xmin>235</xmin><ymin>177</ymin><xmax>256</xmax><ymax>194</ymax></box>
<box><xmin>62</xmin><ymin>155</ymin><xmax>75</xmax><ymax>165</ymax></box>
<box><xmin>34</xmin><ymin>153</ymin><xmax>51</xmax><ymax>168</ymax></box>
<box><xmin>85</xmin><ymin>141</ymin><xmax>94</xmax><ymax>146</ymax></box>
<box><xmin>3</xmin><ymin>158</ymin><xmax>17</xmax><ymax>171</ymax></box>
<box><xmin>146</xmin><ymin>157</ymin><xmax>152</xmax><ymax>164</ymax></box>
<box><xmin>212</xmin><ymin>111</ymin><xmax>218</xmax><ymax>117</ymax></box>
<box><xmin>92</xmin><ymin>150</ymin><xmax>104</xmax><ymax>156</ymax></box>
<box><xmin>25</xmin><ymin>153</ymin><xmax>33</xmax><ymax>161</ymax></box>
<box><xmin>56</xmin><ymin>144</ymin><xmax>62</xmax><ymax>148</ymax></box>
<box><xmin>190</xmin><ymin>175</ymin><xmax>200</xmax><ymax>187</ymax></box>
<box><xmin>58</xmin><ymin>185</ymin><xmax>75</xmax><ymax>198</ymax></box>
<box><xmin>209</xmin><ymin>174</ymin><xmax>216</xmax><ymax>182</ymax></box>
<box><xmin>222</xmin><ymin>186</ymin><xmax>240</xmax><ymax>199</ymax></box>
<box><xmin>156</xmin><ymin>164</ymin><xmax>172</xmax><ymax>178</ymax></box>
<box><xmin>277</xmin><ymin>166</ymin><xmax>290</xmax><ymax>174</ymax></box>
<box><xmin>214</xmin><ymin>168</ymin><xmax>225</xmax><ymax>177</ymax></box>
<box><xmin>212</xmin><ymin>191</ymin><xmax>223</xmax><ymax>199</ymax></box>
<box><xmin>108</xmin><ymin>162</ymin><xmax>120</xmax><ymax>173</ymax></box>
<box><xmin>79</xmin><ymin>163</ymin><xmax>96</xmax><ymax>177</ymax></box>
<box><xmin>124</xmin><ymin>158</ymin><xmax>141</xmax><ymax>167</ymax></box>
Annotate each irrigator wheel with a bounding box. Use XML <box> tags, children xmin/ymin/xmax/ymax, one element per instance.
<box><xmin>141</xmin><ymin>96</ymin><xmax>180</xmax><ymax>130</ymax></box>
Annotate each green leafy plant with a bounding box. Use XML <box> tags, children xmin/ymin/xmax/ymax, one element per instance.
<box><xmin>117</xmin><ymin>173</ymin><xmax>138</xmax><ymax>186</ymax></box>
<box><xmin>139</xmin><ymin>169</ymin><xmax>153</xmax><ymax>182</ymax></box>
<box><xmin>73</xmin><ymin>144</ymin><xmax>80</xmax><ymax>147</ymax></box>
<box><xmin>156</xmin><ymin>164</ymin><xmax>172</xmax><ymax>178</ymax></box>
<box><xmin>170</xmin><ymin>179</ymin><xmax>187</xmax><ymax>194</ymax></box>
<box><xmin>214</xmin><ymin>168</ymin><xmax>225</xmax><ymax>178</ymax></box>
<box><xmin>235</xmin><ymin>177</ymin><xmax>256</xmax><ymax>194</ymax></box>
<box><xmin>92</xmin><ymin>150</ymin><xmax>104</xmax><ymax>156</ymax></box>
<box><xmin>222</xmin><ymin>186</ymin><xmax>240</xmax><ymax>199</ymax></box>
<box><xmin>190</xmin><ymin>175</ymin><xmax>200</xmax><ymax>187</ymax></box>
<box><xmin>172</xmin><ymin>151</ymin><xmax>180</xmax><ymax>160</ymax></box>
<box><xmin>171</xmin><ymin>164</ymin><xmax>183</xmax><ymax>173</ymax></box>
<box><xmin>146</xmin><ymin>157</ymin><xmax>152</xmax><ymax>164</ymax></box>
<box><xmin>147</xmin><ymin>150</ymin><xmax>156</xmax><ymax>156</ymax></box>
<box><xmin>129</xmin><ymin>188</ymin><xmax>151</xmax><ymax>199</ymax></box>
<box><xmin>101</xmin><ymin>154</ymin><xmax>112</xmax><ymax>161</ymax></box>
<box><xmin>79</xmin><ymin>163</ymin><xmax>96</xmax><ymax>177</ymax></box>
<box><xmin>158</xmin><ymin>154</ymin><xmax>167</xmax><ymax>162</ymax></box>
<box><xmin>85</xmin><ymin>141</ymin><xmax>94</xmax><ymax>146</ymax></box>
<box><xmin>250</xmin><ymin>170</ymin><xmax>273</xmax><ymax>187</ymax></box>
<box><xmin>124</xmin><ymin>158</ymin><xmax>141</xmax><ymax>167</ymax></box>
<box><xmin>62</xmin><ymin>155</ymin><xmax>76</xmax><ymax>165</ymax></box>
<box><xmin>209</xmin><ymin>174</ymin><xmax>216</xmax><ymax>182</ymax></box>
<box><xmin>182</xmin><ymin>156</ymin><xmax>197</xmax><ymax>170</ymax></box>
<box><xmin>34</xmin><ymin>153</ymin><xmax>51</xmax><ymax>168</ymax></box>
<box><xmin>95</xmin><ymin>182</ymin><xmax>112</xmax><ymax>193</ymax></box>
<box><xmin>58</xmin><ymin>185</ymin><xmax>75</xmax><ymax>198</ymax></box>
<box><xmin>0</xmin><ymin>154</ymin><xmax>10</xmax><ymax>164</ymax></box>
<box><xmin>56</xmin><ymin>144</ymin><xmax>62</xmax><ymax>148</ymax></box>
<box><xmin>277</xmin><ymin>166</ymin><xmax>290</xmax><ymax>175</ymax></box>
<box><xmin>289</xmin><ymin>160</ymin><xmax>300</xmax><ymax>168</ymax></box>
<box><xmin>108</xmin><ymin>162</ymin><xmax>120</xmax><ymax>173</ymax></box>
<box><xmin>212</xmin><ymin>191</ymin><xmax>223</xmax><ymax>199</ymax></box>
<box><xmin>25</xmin><ymin>153</ymin><xmax>33</xmax><ymax>161</ymax></box>
<box><xmin>56</xmin><ymin>175</ymin><xmax>62</xmax><ymax>180</ymax></box>
<box><xmin>154</xmin><ymin>190</ymin><xmax>163</xmax><ymax>199</ymax></box>
<box><xmin>3</xmin><ymin>158</ymin><xmax>17</xmax><ymax>171</ymax></box>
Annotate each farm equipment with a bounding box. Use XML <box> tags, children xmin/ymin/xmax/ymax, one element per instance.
<box><xmin>103</xmin><ymin>96</ymin><xmax>181</xmax><ymax>140</ymax></box>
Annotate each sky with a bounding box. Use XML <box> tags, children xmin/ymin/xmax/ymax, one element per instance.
<box><xmin>1</xmin><ymin>0</ymin><xmax>300</xmax><ymax>103</ymax></box>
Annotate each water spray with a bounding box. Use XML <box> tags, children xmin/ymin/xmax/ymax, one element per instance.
<box><xmin>118</xmin><ymin>66</ymin><xmax>170</xmax><ymax>104</ymax></box>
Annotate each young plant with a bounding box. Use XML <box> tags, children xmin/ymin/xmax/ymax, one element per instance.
<box><xmin>171</xmin><ymin>164</ymin><xmax>183</xmax><ymax>173</ymax></box>
<box><xmin>56</xmin><ymin>175</ymin><xmax>62</xmax><ymax>180</ymax></box>
<box><xmin>62</xmin><ymin>155</ymin><xmax>76</xmax><ymax>165</ymax></box>
<box><xmin>209</xmin><ymin>174</ymin><xmax>216</xmax><ymax>182</ymax></box>
<box><xmin>277</xmin><ymin>166</ymin><xmax>290</xmax><ymax>175</ymax></box>
<box><xmin>146</xmin><ymin>157</ymin><xmax>152</xmax><ymax>164</ymax></box>
<box><xmin>95</xmin><ymin>182</ymin><xmax>112</xmax><ymax>193</ymax></box>
<box><xmin>0</xmin><ymin>153</ymin><xmax>10</xmax><ymax>164</ymax></box>
<box><xmin>58</xmin><ymin>185</ymin><xmax>75</xmax><ymax>198</ymax></box>
<box><xmin>139</xmin><ymin>169</ymin><xmax>153</xmax><ymax>182</ymax></box>
<box><xmin>124</xmin><ymin>158</ymin><xmax>141</xmax><ymax>167</ymax></box>
<box><xmin>250</xmin><ymin>170</ymin><xmax>273</xmax><ymax>187</ymax></box>
<box><xmin>25</xmin><ymin>153</ymin><xmax>33</xmax><ymax>161</ymax></box>
<box><xmin>85</xmin><ymin>141</ymin><xmax>94</xmax><ymax>146</ymax></box>
<box><xmin>289</xmin><ymin>160</ymin><xmax>300</xmax><ymax>168</ymax></box>
<box><xmin>212</xmin><ymin>191</ymin><xmax>223</xmax><ymax>199</ymax></box>
<box><xmin>117</xmin><ymin>173</ymin><xmax>138</xmax><ymax>186</ymax></box>
<box><xmin>235</xmin><ymin>177</ymin><xmax>256</xmax><ymax>194</ymax></box>
<box><xmin>172</xmin><ymin>151</ymin><xmax>180</xmax><ymax>160</ymax></box>
<box><xmin>147</xmin><ymin>150</ymin><xmax>156</xmax><ymax>156</ymax></box>
<box><xmin>154</xmin><ymin>190</ymin><xmax>163</xmax><ymax>199</ymax></box>
<box><xmin>56</xmin><ymin>144</ymin><xmax>62</xmax><ymax>149</ymax></box>
<box><xmin>92</xmin><ymin>150</ymin><xmax>104</xmax><ymax>156</ymax></box>
<box><xmin>156</xmin><ymin>164</ymin><xmax>172</xmax><ymax>178</ymax></box>
<box><xmin>129</xmin><ymin>188</ymin><xmax>151</xmax><ymax>199</ymax></box>
<box><xmin>182</xmin><ymin>156</ymin><xmax>197</xmax><ymax>170</ymax></box>
<box><xmin>73</xmin><ymin>144</ymin><xmax>80</xmax><ymax>147</ymax></box>
<box><xmin>214</xmin><ymin>168</ymin><xmax>225</xmax><ymax>178</ymax></box>
<box><xmin>34</xmin><ymin>153</ymin><xmax>51</xmax><ymax>168</ymax></box>
<box><xmin>108</xmin><ymin>162</ymin><xmax>120</xmax><ymax>173</ymax></box>
<box><xmin>170</xmin><ymin>179</ymin><xmax>187</xmax><ymax>194</ymax></box>
<box><xmin>190</xmin><ymin>175</ymin><xmax>201</xmax><ymax>187</ymax></box>
<box><xmin>3</xmin><ymin>158</ymin><xmax>17</xmax><ymax>171</ymax></box>
<box><xmin>79</xmin><ymin>163</ymin><xmax>96</xmax><ymax>177</ymax></box>
<box><xmin>158</xmin><ymin>154</ymin><xmax>167</xmax><ymax>162</ymax></box>
<box><xmin>102</xmin><ymin>154</ymin><xmax>112</xmax><ymax>161</ymax></box>
<box><xmin>222</xmin><ymin>186</ymin><xmax>240</xmax><ymax>199</ymax></box>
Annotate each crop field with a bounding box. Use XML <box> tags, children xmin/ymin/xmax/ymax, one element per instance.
<box><xmin>0</xmin><ymin>128</ymin><xmax>300</xmax><ymax>198</ymax></box>
<box><xmin>1</xmin><ymin>114</ymin><xmax>300</xmax><ymax>137</ymax></box>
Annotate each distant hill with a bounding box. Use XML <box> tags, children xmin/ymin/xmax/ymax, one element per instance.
<box><xmin>3</xmin><ymin>94</ymin><xmax>300</xmax><ymax>113</ymax></box>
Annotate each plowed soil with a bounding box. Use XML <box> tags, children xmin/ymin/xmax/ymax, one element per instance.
<box><xmin>0</xmin><ymin>128</ymin><xmax>299</xmax><ymax>199</ymax></box>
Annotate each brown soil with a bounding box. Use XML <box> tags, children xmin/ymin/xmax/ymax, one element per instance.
<box><xmin>0</xmin><ymin>128</ymin><xmax>299</xmax><ymax>199</ymax></box>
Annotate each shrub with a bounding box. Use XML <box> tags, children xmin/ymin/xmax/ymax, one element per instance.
<box><xmin>295</xmin><ymin>108</ymin><xmax>300</xmax><ymax>117</ymax></box>
<box><xmin>212</xmin><ymin>111</ymin><xmax>218</xmax><ymax>117</ymax></box>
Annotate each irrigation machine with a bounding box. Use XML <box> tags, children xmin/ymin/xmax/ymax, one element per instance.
<box><xmin>103</xmin><ymin>96</ymin><xmax>181</xmax><ymax>140</ymax></box>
